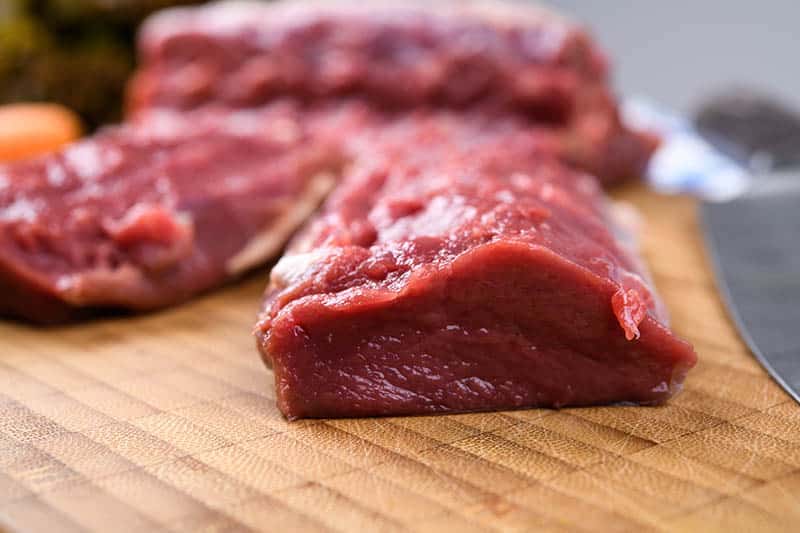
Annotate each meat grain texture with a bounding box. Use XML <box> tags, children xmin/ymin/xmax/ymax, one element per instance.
<box><xmin>0</xmin><ymin>0</ymin><xmax>695</xmax><ymax>418</ymax></box>
<box><xmin>255</xmin><ymin>112</ymin><xmax>695</xmax><ymax>418</ymax></box>
<box><xmin>0</xmin><ymin>102</ymin><xmax>343</xmax><ymax>322</ymax></box>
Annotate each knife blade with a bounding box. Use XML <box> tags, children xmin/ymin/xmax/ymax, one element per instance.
<box><xmin>695</xmin><ymin>90</ymin><xmax>800</xmax><ymax>403</ymax></box>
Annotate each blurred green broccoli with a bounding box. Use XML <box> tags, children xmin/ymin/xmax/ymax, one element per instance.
<box><xmin>0</xmin><ymin>0</ymin><xmax>210</xmax><ymax>128</ymax></box>
<box><xmin>42</xmin><ymin>0</ymin><xmax>208</xmax><ymax>25</ymax></box>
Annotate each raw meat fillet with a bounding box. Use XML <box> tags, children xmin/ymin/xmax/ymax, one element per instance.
<box><xmin>129</xmin><ymin>0</ymin><xmax>656</xmax><ymax>184</ymax></box>
<box><xmin>0</xmin><ymin>101</ymin><xmax>343</xmax><ymax>323</ymax></box>
<box><xmin>255</xmin><ymin>114</ymin><xmax>697</xmax><ymax>419</ymax></box>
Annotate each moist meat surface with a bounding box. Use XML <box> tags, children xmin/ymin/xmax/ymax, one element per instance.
<box><xmin>0</xmin><ymin>101</ymin><xmax>343</xmax><ymax>322</ymax></box>
<box><xmin>255</xmin><ymin>112</ymin><xmax>696</xmax><ymax>419</ymax></box>
<box><xmin>129</xmin><ymin>0</ymin><xmax>656</xmax><ymax>184</ymax></box>
<box><xmin>132</xmin><ymin>0</ymin><xmax>604</xmax><ymax>117</ymax></box>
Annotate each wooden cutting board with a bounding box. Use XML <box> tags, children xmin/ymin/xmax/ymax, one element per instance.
<box><xmin>0</xmin><ymin>185</ymin><xmax>797</xmax><ymax>533</ymax></box>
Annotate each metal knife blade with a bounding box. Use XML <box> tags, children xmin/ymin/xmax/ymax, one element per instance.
<box><xmin>695</xmin><ymin>90</ymin><xmax>800</xmax><ymax>402</ymax></box>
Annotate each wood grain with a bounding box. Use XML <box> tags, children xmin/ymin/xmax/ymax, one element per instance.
<box><xmin>0</xmin><ymin>185</ymin><xmax>796</xmax><ymax>533</ymax></box>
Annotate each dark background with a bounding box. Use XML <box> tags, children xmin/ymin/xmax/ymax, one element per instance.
<box><xmin>549</xmin><ymin>1</ymin><xmax>800</xmax><ymax>114</ymax></box>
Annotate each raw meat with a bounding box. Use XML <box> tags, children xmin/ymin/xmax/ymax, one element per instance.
<box><xmin>129</xmin><ymin>0</ymin><xmax>656</xmax><ymax>184</ymax></box>
<box><xmin>0</xmin><ymin>101</ymin><xmax>567</xmax><ymax>323</ymax></box>
<box><xmin>0</xmin><ymin>102</ymin><xmax>342</xmax><ymax>323</ymax></box>
<box><xmin>255</xmin><ymin>113</ymin><xmax>697</xmax><ymax>419</ymax></box>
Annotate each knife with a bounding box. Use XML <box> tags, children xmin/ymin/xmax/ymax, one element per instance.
<box><xmin>611</xmin><ymin>94</ymin><xmax>800</xmax><ymax>401</ymax></box>
<box><xmin>694</xmin><ymin>90</ymin><xmax>800</xmax><ymax>403</ymax></box>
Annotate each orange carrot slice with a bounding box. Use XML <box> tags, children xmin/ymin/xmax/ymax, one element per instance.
<box><xmin>0</xmin><ymin>103</ymin><xmax>83</xmax><ymax>162</ymax></box>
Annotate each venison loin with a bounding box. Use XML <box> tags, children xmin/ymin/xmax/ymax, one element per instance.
<box><xmin>255</xmin><ymin>113</ymin><xmax>696</xmax><ymax>419</ymax></box>
<box><xmin>0</xmin><ymin>102</ymin><xmax>343</xmax><ymax>323</ymax></box>
<box><xmin>129</xmin><ymin>0</ymin><xmax>656</xmax><ymax>184</ymax></box>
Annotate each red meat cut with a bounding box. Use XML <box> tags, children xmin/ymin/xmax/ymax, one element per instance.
<box><xmin>0</xmin><ymin>102</ymin><xmax>344</xmax><ymax>323</ymax></box>
<box><xmin>255</xmin><ymin>113</ymin><xmax>696</xmax><ymax>419</ymax></box>
<box><xmin>129</xmin><ymin>0</ymin><xmax>656</xmax><ymax>184</ymax></box>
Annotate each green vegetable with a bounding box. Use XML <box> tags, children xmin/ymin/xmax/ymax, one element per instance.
<box><xmin>0</xmin><ymin>0</ymin><xmax>211</xmax><ymax>128</ymax></box>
